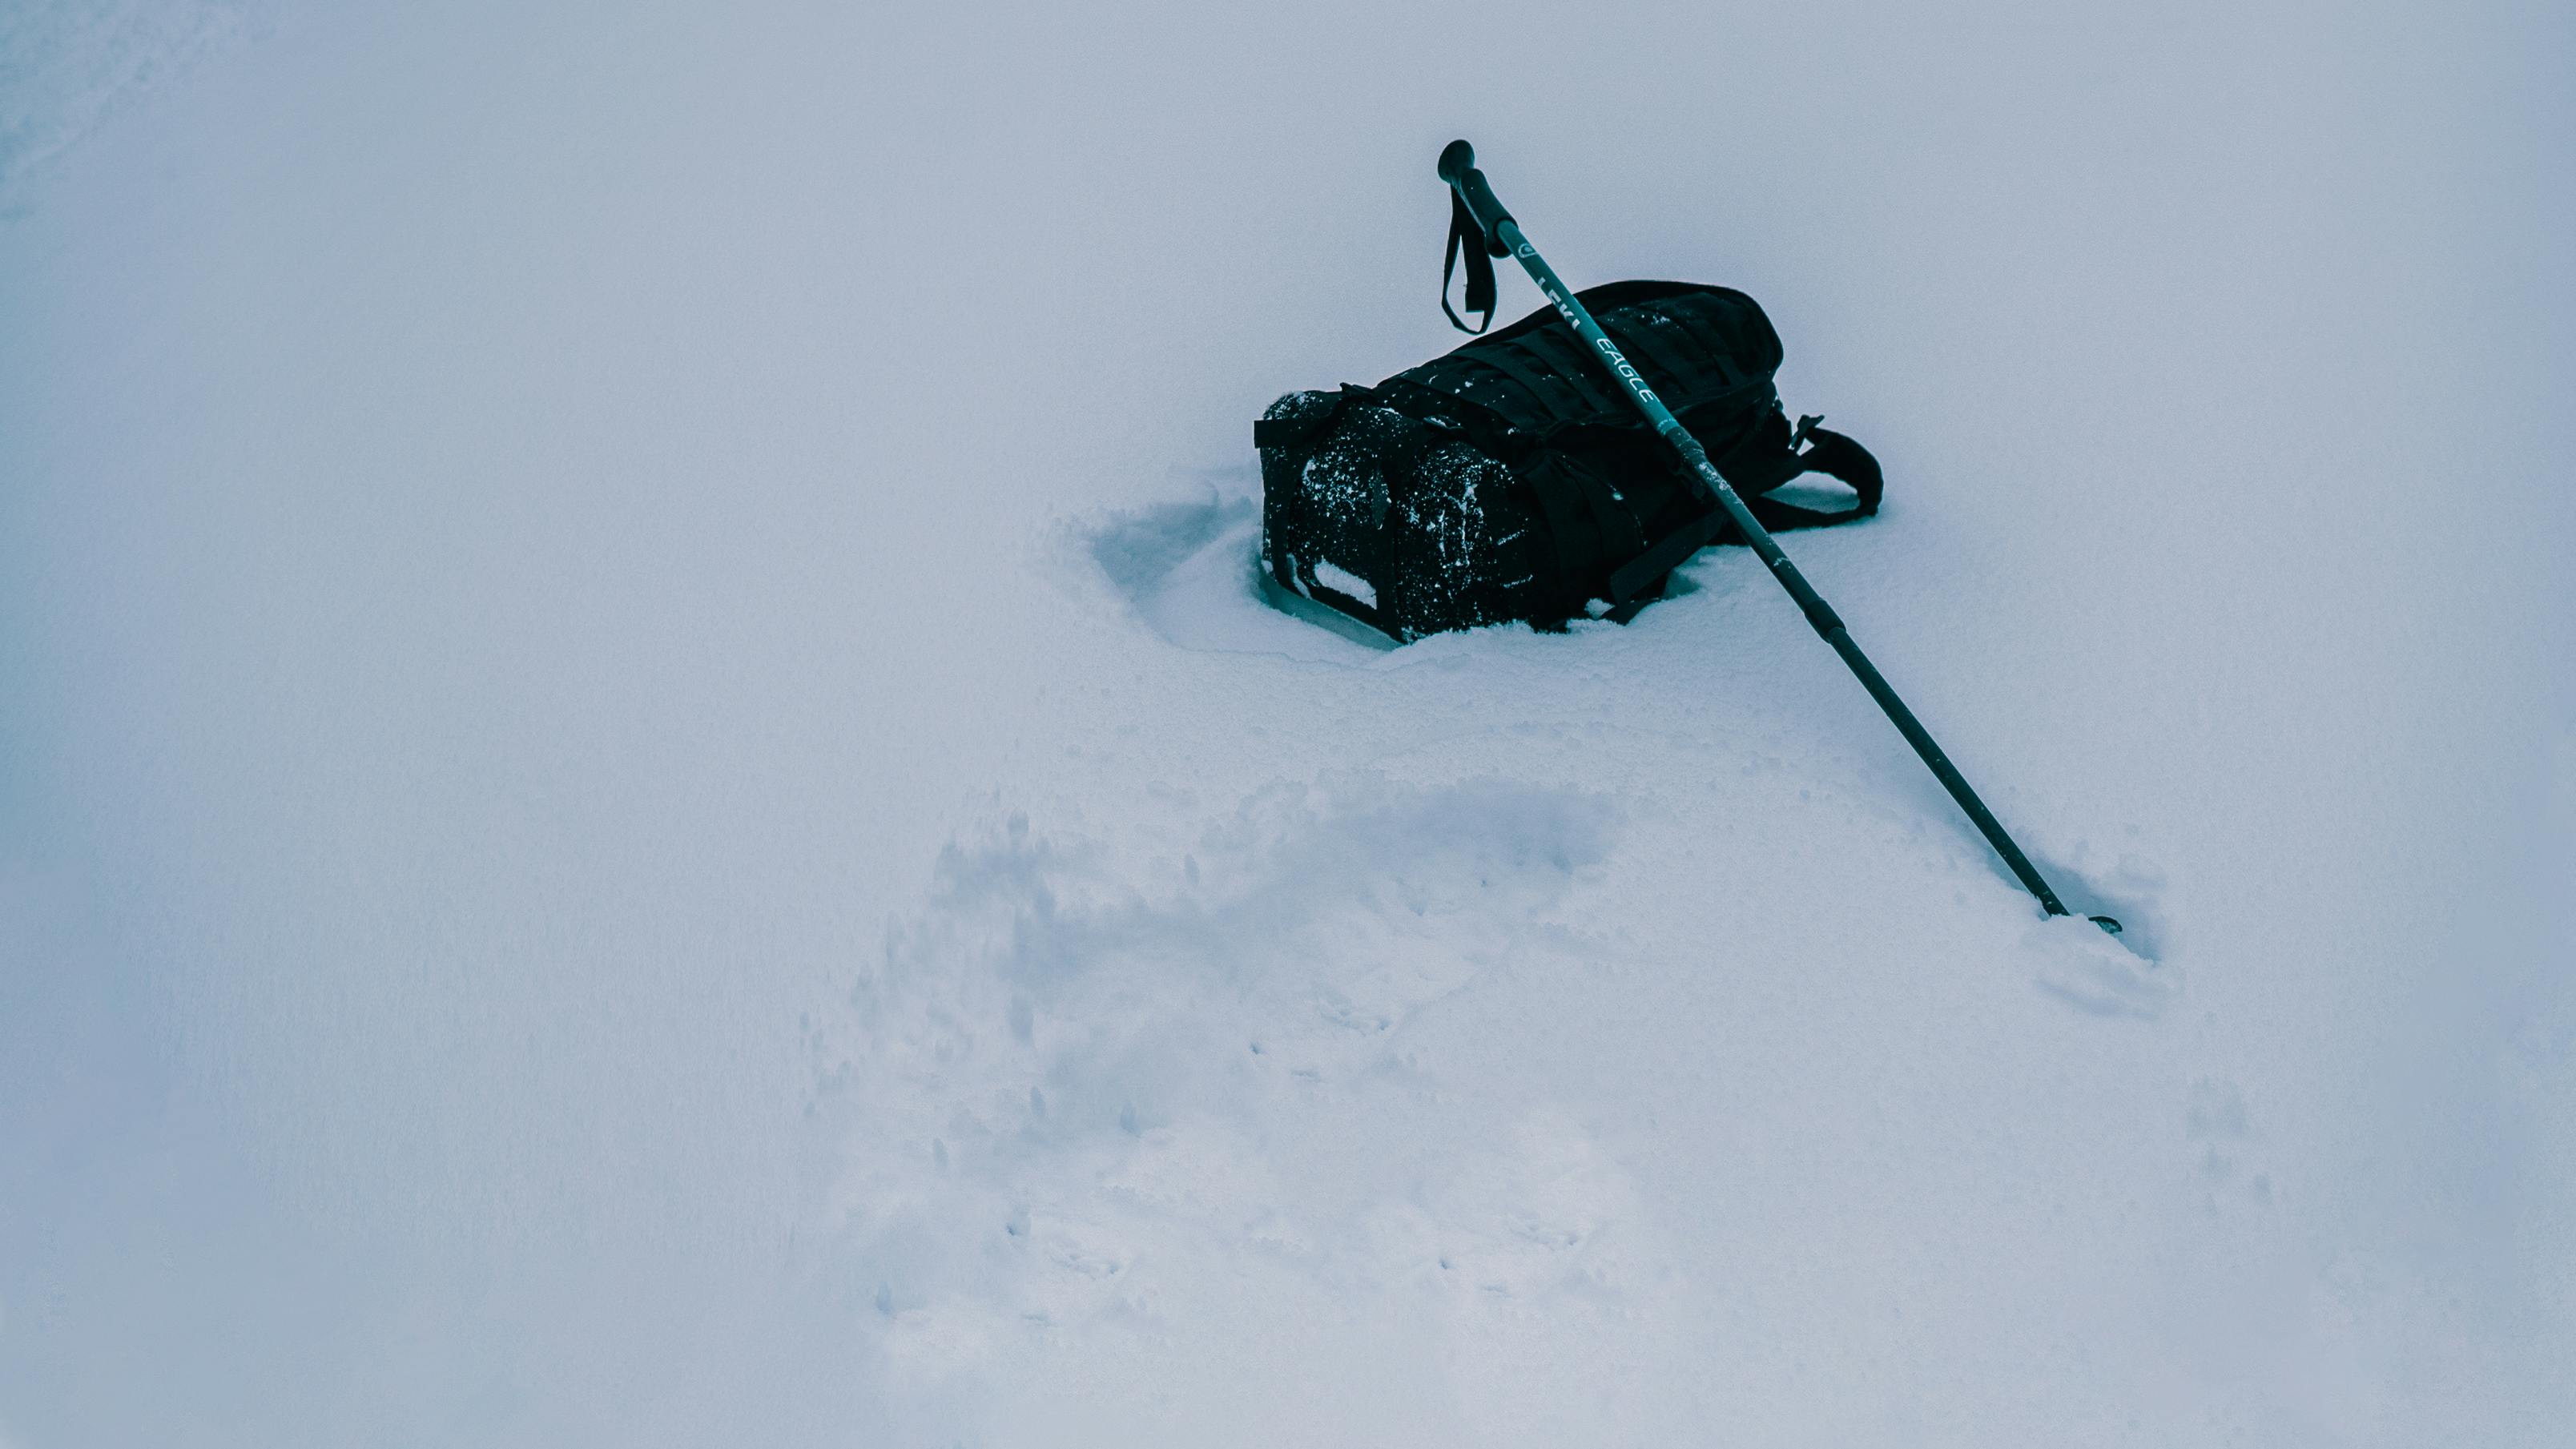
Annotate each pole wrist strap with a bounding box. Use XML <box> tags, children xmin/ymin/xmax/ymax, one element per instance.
<box><xmin>1442</xmin><ymin>191</ymin><xmax>1498</xmax><ymax>334</ymax></box>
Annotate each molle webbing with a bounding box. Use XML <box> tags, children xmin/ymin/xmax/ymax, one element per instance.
<box><xmin>1390</xmin><ymin>285</ymin><xmax>1785</xmax><ymax>437</ymax></box>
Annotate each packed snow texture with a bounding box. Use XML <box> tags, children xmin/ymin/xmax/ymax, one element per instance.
<box><xmin>3</xmin><ymin>2</ymin><xmax>2571</xmax><ymax>1446</ymax></box>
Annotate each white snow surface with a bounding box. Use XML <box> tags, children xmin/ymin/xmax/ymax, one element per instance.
<box><xmin>3</xmin><ymin>2</ymin><xmax>2572</xmax><ymax>1445</ymax></box>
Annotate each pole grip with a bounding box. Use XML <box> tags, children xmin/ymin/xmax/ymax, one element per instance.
<box><xmin>1438</xmin><ymin>139</ymin><xmax>1514</xmax><ymax>258</ymax></box>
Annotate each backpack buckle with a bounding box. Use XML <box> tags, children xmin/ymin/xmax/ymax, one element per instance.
<box><xmin>1792</xmin><ymin>413</ymin><xmax>1825</xmax><ymax>450</ymax></box>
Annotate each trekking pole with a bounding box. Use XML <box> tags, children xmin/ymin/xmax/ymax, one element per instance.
<box><xmin>1439</xmin><ymin>140</ymin><xmax>2117</xmax><ymax>932</ymax></box>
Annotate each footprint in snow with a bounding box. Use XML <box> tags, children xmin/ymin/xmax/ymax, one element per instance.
<box><xmin>2186</xmin><ymin>1077</ymin><xmax>2276</xmax><ymax>1212</ymax></box>
<box><xmin>807</xmin><ymin>772</ymin><xmax>1625</xmax><ymax>1349</ymax></box>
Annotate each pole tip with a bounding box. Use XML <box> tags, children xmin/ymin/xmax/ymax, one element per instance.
<box><xmin>1438</xmin><ymin>139</ymin><xmax>1475</xmax><ymax>184</ymax></box>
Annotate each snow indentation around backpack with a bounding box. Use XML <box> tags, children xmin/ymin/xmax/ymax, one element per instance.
<box><xmin>1077</xmin><ymin>481</ymin><xmax>1390</xmax><ymax>663</ymax></box>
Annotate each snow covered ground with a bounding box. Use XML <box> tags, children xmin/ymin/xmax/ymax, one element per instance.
<box><xmin>3</xmin><ymin>2</ymin><xmax>2570</xmax><ymax>1445</ymax></box>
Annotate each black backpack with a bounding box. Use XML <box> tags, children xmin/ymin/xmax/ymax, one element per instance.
<box><xmin>1256</xmin><ymin>281</ymin><xmax>1883</xmax><ymax>642</ymax></box>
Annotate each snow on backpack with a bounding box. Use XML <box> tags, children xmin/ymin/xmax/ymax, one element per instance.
<box><xmin>1256</xmin><ymin>280</ymin><xmax>1883</xmax><ymax>642</ymax></box>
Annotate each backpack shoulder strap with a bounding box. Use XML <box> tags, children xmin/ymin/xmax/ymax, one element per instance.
<box><xmin>1772</xmin><ymin>422</ymin><xmax>1883</xmax><ymax>517</ymax></box>
<box><xmin>1605</xmin><ymin>424</ymin><xmax>1884</xmax><ymax>606</ymax></box>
